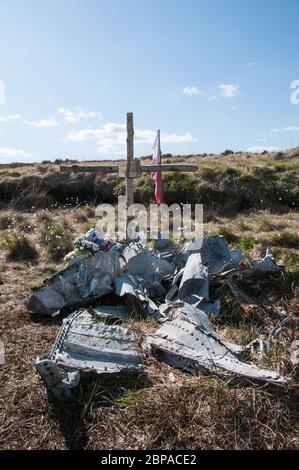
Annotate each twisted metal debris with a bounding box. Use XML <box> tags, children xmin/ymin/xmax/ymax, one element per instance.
<box><xmin>27</xmin><ymin>234</ymin><xmax>288</xmax><ymax>398</ymax></box>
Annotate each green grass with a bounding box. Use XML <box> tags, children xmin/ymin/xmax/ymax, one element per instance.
<box><xmin>256</xmin><ymin>215</ymin><xmax>275</xmax><ymax>232</ymax></box>
<box><xmin>218</xmin><ymin>226</ymin><xmax>239</xmax><ymax>243</ymax></box>
<box><xmin>274</xmin><ymin>247</ymin><xmax>299</xmax><ymax>271</ymax></box>
<box><xmin>238</xmin><ymin>221</ymin><xmax>251</xmax><ymax>232</ymax></box>
<box><xmin>81</xmin><ymin>220</ymin><xmax>96</xmax><ymax>233</ymax></box>
<box><xmin>238</xmin><ymin>236</ymin><xmax>259</xmax><ymax>251</ymax></box>
<box><xmin>115</xmin><ymin>391</ymin><xmax>139</xmax><ymax>410</ymax></box>
<box><xmin>270</xmin><ymin>231</ymin><xmax>299</xmax><ymax>249</ymax></box>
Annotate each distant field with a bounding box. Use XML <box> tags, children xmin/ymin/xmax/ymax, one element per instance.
<box><xmin>0</xmin><ymin>149</ymin><xmax>298</xmax><ymax>450</ymax></box>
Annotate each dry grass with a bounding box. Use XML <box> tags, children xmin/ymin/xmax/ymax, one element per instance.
<box><xmin>0</xmin><ymin>152</ymin><xmax>298</xmax><ymax>450</ymax></box>
<box><xmin>1</xmin><ymin>233</ymin><xmax>39</xmax><ymax>262</ymax></box>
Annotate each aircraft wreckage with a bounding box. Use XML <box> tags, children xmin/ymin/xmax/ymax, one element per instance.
<box><xmin>26</xmin><ymin>231</ymin><xmax>287</xmax><ymax>399</ymax></box>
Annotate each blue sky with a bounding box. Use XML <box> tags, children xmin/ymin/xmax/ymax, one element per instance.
<box><xmin>0</xmin><ymin>0</ymin><xmax>299</xmax><ymax>162</ymax></box>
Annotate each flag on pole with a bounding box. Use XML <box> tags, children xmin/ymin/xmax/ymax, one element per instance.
<box><xmin>152</xmin><ymin>130</ymin><xmax>163</xmax><ymax>204</ymax></box>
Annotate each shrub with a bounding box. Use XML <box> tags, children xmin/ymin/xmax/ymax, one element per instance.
<box><xmin>2</xmin><ymin>233</ymin><xmax>38</xmax><ymax>262</ymax></box>
<box><xmin>221</xmin><ymin>149</ymin><xmax>234</xmax><ymax>156</ymax></box>
<box><xmin>201</xmin><ymin>167</ymin><xmax>217</xmax><ymax>182</ymax></box>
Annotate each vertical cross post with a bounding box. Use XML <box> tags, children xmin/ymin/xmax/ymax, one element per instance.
<box><xmin>126</xmin><ymin>112</ymin><xmax>134</xmax><ymax>206</ymax></box>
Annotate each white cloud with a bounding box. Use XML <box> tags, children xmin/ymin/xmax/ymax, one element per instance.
<box><xmin>67</xmin><ymin>121</ymin><xmax>197</xmax><ymax>157</ymax></box>
<box><xmin>208</xmin><ymin>95</ymin><xmax>219</xmax><ymax>102</ymax></box>
<box><xmin>0</xmin><ymin>113</ymin><xmax>23</xmax><ymax>123</ymax></box>
<box><xmin>284</xmin><ymin>126</ymin><xmax>299</xmax><ymax>131</ymax></box>
<box><xmin>97</xmin><ymin>143</ymin><xmax>126</xmax><ymax>157</ymax></box>
<box><xmin>67</xmin><ymin>122</ymin><xmax>197</xmax><ymax>144</ymax></box>
<box><xmin>23</xmin><ymin>116</ymin><xmax>59</xmax><ymax>128</ymax></box>
<box><xmin>270</xmin><ymin>125</ymin><xmax>299</xmax><ymax>133</ymax></box>
<box><xmin>218</xmin><ymin>84</ymin><xmax>239</xmax><ymax>98</ymax></box>
<box><xmin>0</xmin><ymin>147</ymin><xmax>30</xmax><ymax>158</ymax></box>
<box><xmin>161</xmin><ymin>133</ymin><xmax>197</xmax><ymax>143</ymax></box>
<box><xmin>67</xmin><ymin>123</ymin><xmax>126</xmax><ymax>142</ymax></box>
<box><xmin>246</xmin><ymin>145</ymin><xmax>279</xmax><ymax>153</ymax></box>
<box><xmin>57</xmin><ymin>107</ymin><xmax>102</xmax><ymax>124</ymax></box>
<box><xmin>182</xmin><ymin>86</ymin><xmax>204</xmax><ymax>96</ymax></box>
<box><xmin>247</xmin><ymin>62</ymin><xmax>255</xmax><ymax>67</ymax></box>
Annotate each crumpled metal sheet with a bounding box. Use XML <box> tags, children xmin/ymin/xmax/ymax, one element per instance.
<box><xmin>52</xmin><ymin>309</ymin><xmax>144</xmax><ymax>373</ymax></box>
<box><xmin>147</xmin><ymin>306</ymin><xmax>286</xmax><ymax>385</ymax></box>
<box><xmin>115</xmin><ymin>244</ymin><xmax>175</xmax><ymax>315</ymax></box>
<box><xmin>230</xmin><ymin>248</ymin><xmax>244</xmax><ymax>266</ymax></box>
<box><xmin>35</xmin><ymin>309</ymin><xmax>145</xmax><ymax>394</ymax></box>
<box><xmin>76</xmin><ymin>250</ymin><xmax>120</xmax><ymax>297</ymax></box>
<box><xmin>124</xmin><ymin>250</ymin><xmax>175</xmax><ymax>282</ymax></box>
<box><xmin>159</xmin><ymin>303</ymin><xmax>214</xmax><ymax>334</ymax></box>
<box><xmin>35</xmin><ymin>358</ymin><xmax>80</xmax><ymax>399</ymax></box>
<box><xmin>178</xmin><ymin>253</ymin><xmax>209</xmax><ymax>304</ymax></box>
<box><xmin>26</xmin><ymin>250</ymin><xmax>120</xmax><ymax>316</ymax></box>
<box><xmin>184</xmin><ymin>236</ymin><xmax>233</xmax><ymax>274</ymax></box>
<box><xmin>91</xmin><ymin>305</ymin><xmax>129</xmax><ymax>322</ymax></box>
<box><xmin>165</xmin><ymin>253</ymin><xmax>221</xmax><ymax>315</ymax></box>
<box><xmin>227</xmin><ymin>281</ymin><xmax>257</xmax><ymax>306</ymax></box>
<box><xmin>250</xmin><ymin>247</ymin><xmax>282</xmax><ymax>274</ymax></box>
<box><xmin>31</xmin><ymin>234</ymin><xmax>291</xmax><ymax>395</ymax></box>
<box><xmin>115</xmin><ymin>274</ymin><xmax>159</xmax><ymax>315</ymax></box>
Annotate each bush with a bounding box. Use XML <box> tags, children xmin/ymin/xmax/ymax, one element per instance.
<box><xmin>2</xmin><ymin>233</ymin><xmax>39</xmax><ymax>262</ymax></box>
<box><xmin>221</xmin><ymin>149</ymin><xmax>234</xmax><ymax>156</ymax></box>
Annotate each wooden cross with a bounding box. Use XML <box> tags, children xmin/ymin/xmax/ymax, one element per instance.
<box><xmin>60</xmin><ymin>112</ymin><xmax>197</xmax><ymax>205</ymax></box>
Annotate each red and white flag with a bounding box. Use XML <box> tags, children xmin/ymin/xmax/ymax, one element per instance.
<box><xmin>152</xmin><ymin>130</ymin><xmax>163</xmax><ymax>205</ymax></box>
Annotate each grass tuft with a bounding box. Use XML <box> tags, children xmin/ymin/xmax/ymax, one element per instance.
<box><xmin>238</xmin><ymin>221</ymin><xmax>251</xmax><ymax>232</ymax></box>
<box><xmin>238</xmin><ymin>236</ymin><xmax>259</xmax><ymax>251</ymax></box>
<box><xmin>2</xmin><ymin>233</ymin><xmax>39</xmax><ymax>262</ymax></box>
<box><xmin>40</xmin><ymin>220</ymin><xmax>73</xmax><ymax>260</ymax></box>
<box><xmin>218</xmin><ymin>226</ymin><xmax>239</xmax><ymax>243</ymax></box>
<box><xmin>0</xmin><ymin>214</ymin><xmax>13</xmax><ymax>230</ymax></box>
<box><xmin>270</xmin><ymin>231</ymin><xmax>299</xmax><ymax>249</ymax></box>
